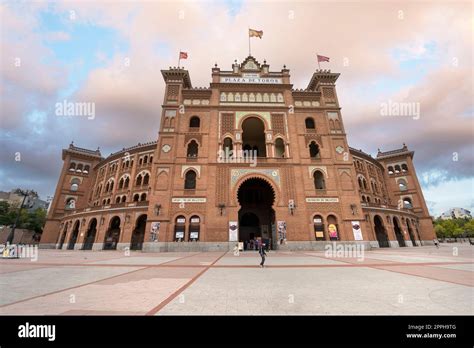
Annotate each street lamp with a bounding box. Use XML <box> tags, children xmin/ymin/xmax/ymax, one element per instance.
<box><xmin>7</xmin><ymin>189</ymin><xmax>38</xmax><ymax>244</ymax></box>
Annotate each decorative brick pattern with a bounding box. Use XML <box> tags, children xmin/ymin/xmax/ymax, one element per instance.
<box><xmin>167</xmin><ymin>85</ymin><xmax>179</xmax><ymax>101</ymax></box>
<box><xmin>322</xmin><ymin>87</ymin><xmax>335</xmax><ymax>101</ymax></box>
<box><xmin>271</xmin><ymin>113</ymin><xmax>285</xmax><ymax>136</ymax></box>
<box><xmin>216</xmin><ymin>167</ymin><xmax>228</xmax><ymax>205</ymax></box>
<box><xmin>304</xmin><ymin>134</ymin><xmax>323</xmax><ymax>147</ymax></box>
<box><xmin>221</xmin><ymin>113</ymin><xmax>234</xmax><ymax>136</ymax></box>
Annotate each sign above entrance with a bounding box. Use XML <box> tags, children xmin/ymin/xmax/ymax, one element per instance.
<box><xmin>220</xmin><ymin>74</ymin><xmax>282</xmax><ymax>84</ymax></box>
<box><xmin>306</xmin><ymin>197</ymin><xmax>339</xmax><ymax>203</ymax></box>
<box><xmin>172</xmin><ymin>198</ymin><xmax>207</xmax><ymax>203</ymax></box>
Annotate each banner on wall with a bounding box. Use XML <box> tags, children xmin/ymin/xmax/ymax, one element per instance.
<box><xmin>328</xmin><ymin>224</ymin><xmax>338</xmax><ymax>239</ymax></box>
<box><xmin>351</xmin><ymin>221</ymin><xmax>363</xmax><ymax>241</ymax></box>
<box><xmin>277</xmin><ymin>221</ymin><xmax>287</xmax><ymax>242</ymax></box>
<box><xmin>229</xmin><ymin>221</ymin><xmax>238</xmax><ymax>242</ymax></box>
<box><xmin>150</xmin><ymin>222</ymin><xmax>160</xmax><ymax>242</ymax></box>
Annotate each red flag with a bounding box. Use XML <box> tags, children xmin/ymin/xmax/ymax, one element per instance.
<box><xmin>317</xmin><ymin>54</ymin><xmax>330</xmax><ymax>63</ymax></box>
<box><xmin>179</xmin><ymin>52</ymin><xmax>188</xmax><ymax>59</ymax></box>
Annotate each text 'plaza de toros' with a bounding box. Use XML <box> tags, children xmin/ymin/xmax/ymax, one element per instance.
<box><xmin>41</xmin><ymin>56</ymin><xmax>436</xmax><ymax>252</ymax></box>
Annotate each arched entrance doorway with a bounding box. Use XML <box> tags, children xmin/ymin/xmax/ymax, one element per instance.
<box><xmin>189</xmin><ymin>215</ymin><xmax>200</xmax><ymax>241</ymax></box>
<box><xmin>374</xmin><ymin>215</ymin><xmax>389</xmax><ymax>248</ymax></box>
<box><xmin>83</xmin><ymin>218</ymin><xmax>97</xmax><ymax>250</ymax></box>
<box><xmin>393</xmin><ymin>217</ymin><xmax>406</xmax><ymax>247</ymax></box>
<box><xmin>406</xmin><ymin>219</ymin><xmax>417</xmax><ymax>246</ymax></box>
<box><xmin>242</xmin><ymin>117</ymin><xmax>266</xmax><ymax>157</ymax></box>
<box><xmin>237</xmin><ymin>177</ymin><xmax>275</xmax><ymax>249</ymax></box>
<box><xmin>58</xmin><ymin>222</ymin><xmax>68</xmax><ymax>249</ymax></box>
<box><xmin>104</xmin><ymin>216</ymin><xmax>121</xmax><ymax>250</ymax></box>
<box><xmin>131</xmin><ymin>214</ymin><xmax>147</xmax><ymax>250</ymax></box>
<box><xmin>67</xmin><ymin>220</ymin><xmax>80</xmax><ymax>250</ymax></box>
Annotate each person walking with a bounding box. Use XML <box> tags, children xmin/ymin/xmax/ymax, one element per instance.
<box><xmin>433</xmin><ymin>239</ymin><xmax>439</xmax><ymax>248</ymax></box>
<box><xmin>258</xmin><ymin>243</ymin><xmax>267</xmax><ymax>267</ymax></box>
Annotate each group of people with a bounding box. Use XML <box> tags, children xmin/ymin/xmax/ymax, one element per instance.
<box><xmin>244</xmin><ymin>238</ymin><xmax>270</xmax><ymax>251</ymax></box>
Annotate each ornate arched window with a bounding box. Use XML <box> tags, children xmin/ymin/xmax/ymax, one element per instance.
<box><xmin>313</xmin><ymin>171</ymin><xmax>326</xmax><ymax>190</ymax></box>
<box><xmin>305</xmin><ymin>117</ymin><xmax>315</xmax><ymax>129</ymax></box>
<box><xmin>187</xmin><ymin>140</ymin><xmax>199</xmax><ymax>158</ymax></box>
<box><xmin>398</xmin><ymin>179</ymin><xmax>408</xmax><ymax>191</ymax></box>
<box><xmin>403</xmin><ymin>197</ymin><xmax>413</xmax><ymax>208</ymax></box>
<box><xmin>136</xmin><ymin>174</ymin><xmax>142</xmax><ymax>186</ymax></box>
<box><xmin>70</xmin><ymin>178</ymin><xmax>80</xmax><ymax>192</ymax></box>
<box><xmin>309</xmin><ymin>141</ymin><xmax>320</xmax><ymax>158</ymax></box>
<box><xmin>189</xmin><ymin>116</ymin><xmax>200</xmax><ymax>128</ymax></box>
<box><xmin>184</xmin><ymin>170</ymin><xmax>197</xmax><ymax>189</ymax></box>
<box><xmin>143</xmin><ymin>173</ymin><xmax>150</xmax><ymax>186</ymax></box>
<box><xmin>275</xmin><ymin>138</ymin><xmax>285</xmax><ymax>158</ymax></box>
<box><xmin>223</xmin><ymin>137</ymin><xmax>233</xmax><ymax>155</ymax></box>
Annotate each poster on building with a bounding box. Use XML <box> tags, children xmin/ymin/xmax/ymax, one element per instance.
<box><xmin>277</xmin><ymin>221</ymin><xmax>287</xmax><ymax>242</ymax></box>
<box><xmin>352</xmin><ymin>221</ymin><xmax>363</xmax><ymax>241</ymax></box>
<box><xmin>328</xmin><ymin>224</ymin><xmax>338</xmax><ymax>239</ymax></box>
<box><xmin>229</xmin><ymin>221</ymin><xmax>238</xmax><ymax>242</ymax></box>
<box><xmin>150</xmin><ymin>222</ymin><xmax>160</xmax><ymax>242</ymax></box>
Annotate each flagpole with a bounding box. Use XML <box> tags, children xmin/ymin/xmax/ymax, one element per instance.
<box><xmin>178</xmin><ymin>50</ymin><xmax>181</xmax><ymax>68</ymax></box>
<box><xmin>248</xmin><ymin>28</ymin><xmax>251</xmax><ymax>56</ymax></box>
<box><xmin>317</xmin><ymin>54</ymin><xmax>320</xmax><ymax>70</ymax></box>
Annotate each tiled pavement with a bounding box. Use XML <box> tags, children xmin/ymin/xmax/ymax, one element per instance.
<box><xmin>0</xmin><ymin>244</ymin><xmax>472</xmax><ymax>315</ymax></box>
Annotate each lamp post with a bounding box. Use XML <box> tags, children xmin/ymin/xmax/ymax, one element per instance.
<box><xmin>7</xmin><ymin>189</ymin><xmax>38</xmax><ymax>244</ymax></box>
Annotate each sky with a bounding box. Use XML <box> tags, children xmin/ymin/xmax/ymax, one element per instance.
<box><xmin>0</xmin><ymin>0</ymin><xmax>472</xmax><ymax>217</ymax></box>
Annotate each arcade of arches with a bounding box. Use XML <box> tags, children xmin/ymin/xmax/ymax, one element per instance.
<box><xmin>59</xmin><ymin>215</ymin><xmax>149</xmax><ymax>251</ymax></box>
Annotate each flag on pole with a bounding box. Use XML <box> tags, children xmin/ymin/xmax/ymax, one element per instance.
<box><xmin>317</xmin><ymin>54</ymin><xmax>330</xmax><ymax>63</ymax></box>
<box><xmin>179</xmin><ymin>51</ymin><xmax>188</xmax><ymax>59</ymax></box>
<box><xmin>249</xmin><ymin>29</ymin><xmax>263</xmax><ymax>39</ymax></box>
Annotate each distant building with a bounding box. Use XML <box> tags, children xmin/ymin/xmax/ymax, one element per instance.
<box><xmin>0</xmin><ymin>190</ymin><xmax>49</xmax><ymax>212</ymax></box>
<box><xmin>440</xmin><ymin>208</ymin><xmax>472</xmax><ymax>220</ymax></box>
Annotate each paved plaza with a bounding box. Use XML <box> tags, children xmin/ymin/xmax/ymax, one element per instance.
<box><xmin>0</xmin><ymin>244</ymin><xmax>472</xmax><ymax>315</ymax></box>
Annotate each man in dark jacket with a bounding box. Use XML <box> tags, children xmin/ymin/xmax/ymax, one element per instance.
<box><xmin>259</xmin><ymin>243</ymin><xmax>267</xmax><ymax>267</ymax></box>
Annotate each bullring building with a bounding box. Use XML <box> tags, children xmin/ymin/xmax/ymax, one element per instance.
<box><xmin>41</xmin><ymin>56</ymin><xmax>436</xmax><ymax>251</ymax></box>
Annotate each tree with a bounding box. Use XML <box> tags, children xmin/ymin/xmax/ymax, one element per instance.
<box><xmin>0</xmin><ymin>201</ymin><xmax>16</xmax><ymax>226</ymax></box>
<box><xmin>464</xmin><ymin>220</ymin><xmax>474</xmax><ymax>238</ymax></box>
<box><xmin>452</xmin><ymin>227</ymin><xmax>464</xmax><ymax>241</ymax></box>
<box><xmin>434</xmin><ymin>224</ymin><xmax>447</xmax><ymax>239</ymax></box>
<box><xmin>7</xmin><ymin>188</ymin><xmax>40</xmax><ymax>243</ymax></box>
<box><xmin>24</xmin><ymin>208</ymin><xmax>47</xmax><ymax>233</ymax></box>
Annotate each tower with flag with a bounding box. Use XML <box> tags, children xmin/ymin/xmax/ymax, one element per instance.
<box><xmin>248</xmin><ymin>28</ymin><xmax>263</xmax><ymax>56</ymax></box>
<box><xmin>317</xmin><ymin>54</ymin><xmax>330</xmax><ymax>69</ymax></box>
<box><xmin>178</xmin><ymin>51</ymin><xmax>188</xmax><ymax>68</ymax></box>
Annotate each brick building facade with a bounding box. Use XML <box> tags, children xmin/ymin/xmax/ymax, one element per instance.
<box><xmin>41</xmin><ymin>56</ymin><xmax>436</xmax><ymax>251</ymax></box>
